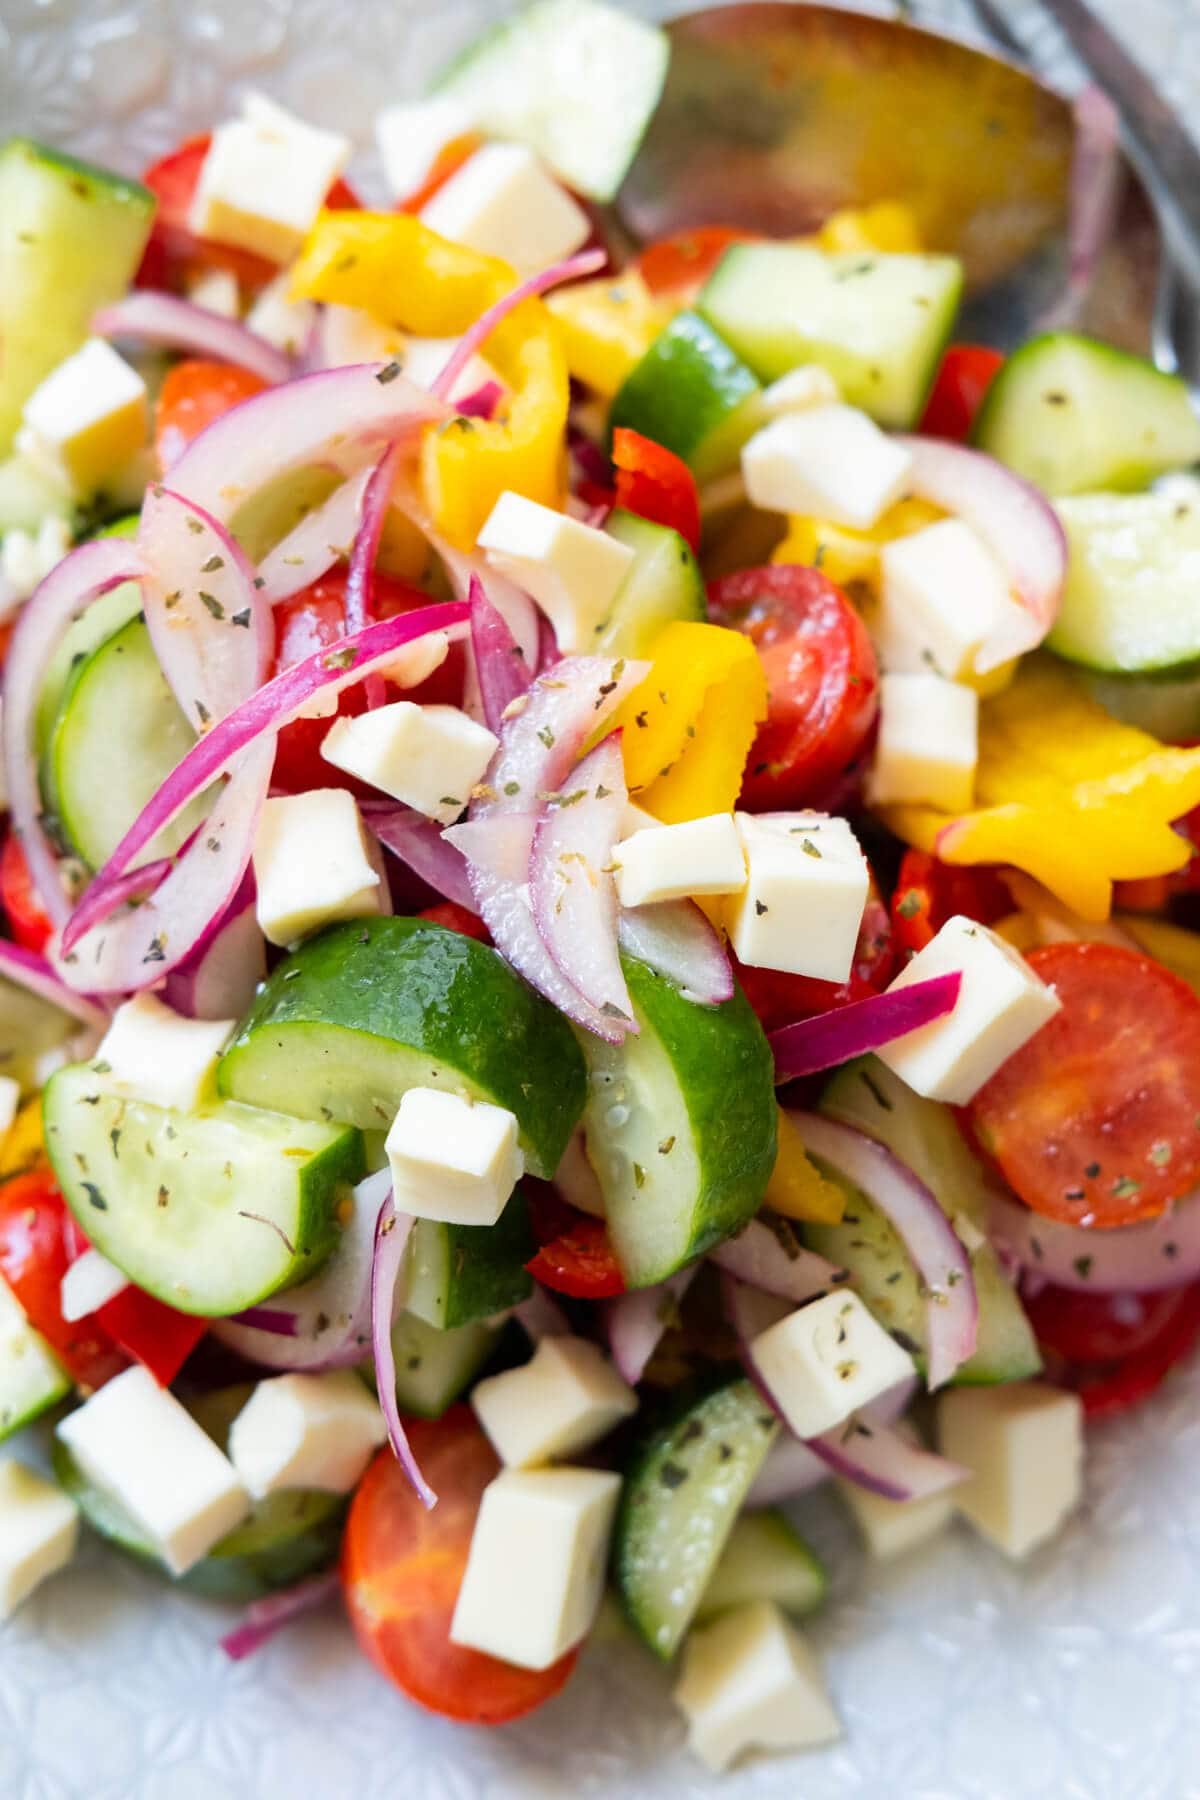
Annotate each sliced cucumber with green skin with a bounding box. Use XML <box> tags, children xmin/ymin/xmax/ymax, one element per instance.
<box><xmin>698</xmin><ymin>247</ymin><xmax>963</xmax><ymax>428</ymax></box>
<box><xmin>614</xmin><ymin>1376</ymin><xmax>778</xmax><ymax>1659</ymax></box>
<box><xmin>815</xmin><ymin>1057</ymin><xmax>1040</xmax><ymax>1385</ymax></box>
<box><xmin>608</xmin><ymin>311</ymin><xmax>765</xmax><ymax>483</ymax></box>
<box><xmin>44</xmin><ymin>1062</ymin><xmax>364</xmax><ymax>1317</ymax></box>
<box><xmin>0</xmin><ymin>452</ymin><xmax>73</xmax><ymax>534</ymax></box>
<box><xmin>596</xmin><ymin>510</ymin><xmax>707</xmax><ymax>658</ymax></box>
<box><xmin>386</xmin><ymin>1313</ymin><xmax>500</xmax><ymax>1418</ymax></box>
<box><xmin>0</xmin><ymin>139</ymin><xmax>156</xmax><ymax>455</ymax></box>
<box><xmin>219</xmin><ymin>917</ymin><xmax>587</xmax><ymax>1179</ymax></box>
<box><xmin>0</xmin><ymin>1269</ymin><xmax>71</xmax><ymax>1442</ymax></box>
<box><xmin>695</xmin><ymin>1510</ymin><xmax>826</xmax><ymax>1624</ymax></box>
<box><xmin>0</xmin><ymin>973</ymin><xmax>76</xmax><ymax>1096</ymax></box>
<box><xmin>405</xmin><ymin>1189</ymin><xmax>533</xmax><ymax>1330</ymax></box>
<box><xmin>580</xmin><ymin>954</ymin><xmax>776</xmax><ymax>1289</ymax></box>
<box><xmin>35</xmin><ymin>515</ymin><xmax>141</xmax><ymax>754</ymax></box>
<box><xmin>1083</xmin><ymin>668</ymin><xmax>1200</xmax><ymax>743</ymax></box>
<box><xmin>433</xmin><ymin>0</ymin><xmax>670</xmax><ymax>203</ymax></box>
<box><xmin>1047</xmin><ymin>492</ymin><xmax>1200</xmax><ymax>675</ymax></box>
<box><xmin>973</xmin><ymin>333</ymin><xmax>1200</xmax><ymax>497</ymax></box>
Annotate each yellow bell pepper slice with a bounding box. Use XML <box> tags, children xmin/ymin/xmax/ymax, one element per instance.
<box><xmin>766</xmin><ymin>1110</ymin><xmax>846</xmax><ymax>1225</ymax></box>
<box><xmin>289</xmin><ymin>210</ymin><xmax>512</xmax><ymax>333</ymax></box>
<box><xmin>814</xmin><ymin>202</ymin><xmax>924</xmax><ymax>254</ymax></box>
<box><xmin>0</xmin><ymin>1099</ymin><xmax>46</xmax><ymax>1181</ymax></box>
<box><xmin>880</xmin><ymin>658</ymin><xmax>1200</xmax><ymax>920</ymax></box>
<box><xmin>773</xmin><ymin>496</ymin><xmax>941</xmax><ymax>595</ymax></box>
<box><xmin>545</xmin><ymin>270</ymin><xmax>672</xmax><ymax>397</ymax></box>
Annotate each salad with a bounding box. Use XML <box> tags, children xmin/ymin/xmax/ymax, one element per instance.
<box><xmin>3</xmin><ymin>0</ymin><xmax>1200</xmax><ymax>1772</ymax></box>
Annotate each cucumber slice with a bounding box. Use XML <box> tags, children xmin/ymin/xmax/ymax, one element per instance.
<box><xmin>219</xmin><ymin>917</ymin><xmax>586</xmax><ymax>1179</ymax></box>
<box><xmin>1084</xmin><ymin>669</ymin><xmax>1200</xmax><ymax>743</ymax></box>
<box><xmin>0</xmin><ymin>140</ymin><xmax>156</xmax><ymax>455</ymax></box>
<box><xmin>1047</xmin><ymin>492</ymin><xmax>1200</xmax><ymax>675</ymax></box>
<box><xmin>433</xmin><ymin>0</ymin><xmax>669</xmax><ymax>203</ymax></box>
<box><xmin>44</xmin><ymin>1062</ymin><xmax>364</xmax><ymax>1317</ymax></box>
<box><xmin>42</xmin><ymin>615</ymin><xmax>208</xmax><ymax>869</ymax></box>
<box><xmin>695</xmin><ymin>1510</ymin><xmax>826</xmax><ymax>1624</ymax></box>
<box><xmin>608</xmin><ymin>311</ymin><xmax>764</xmax><ymax>483</ymax></box>
<box><xmin>973</xmin><ymin>333</ymin><xmax>1200</xmax><ymax>497</ymax></box>
<box><xmin>0</xmin><ymin>1269</ymin><xmax>71</xmax><ymax>1442</ymax></box>
<box><xmin>614</xmin><ymin>1377</ymin><xmax>778</xmax><ymax>1658</ymax></box>
<box><xmin>405</xmin><ymin>1189</ymin><xmax>533</xmax><ymax>1330</ymax></box>
<box><xmin>0</xmin><ymin>972</ymin><xmax>76</xmax><ymax>1095</ymax></box>
<box><xmin>0</xmin><ymin>452</ymin><xmax>73</xmax><ymax>534</ymax></box>
<box><xmin>580</xmin><ymin>954</ymin><xmax>776</xmax><ymax>1289</ymax></box>
<box><xmin>596</xmin><ymin>510</ymin><xmax>707</xmax><ymax>658</ymax></box>
<box><xmin>387</xmin><ymin>1313</ymin><xmax>500</xmax><ymax>1418</ymax></box>
<box><xmin>815</xmin><ymin>1057</ymin><xmax>1040</xmax><ymax>1385</ymax></box>
<box><xmin>35</xmin><ymin>515</ymin><xmax>141</xmax><ymax>754</ymax></box>
<box><xmin>698</xmin><ymin>246</ymin><xmax>963</xmax><ymax>428</ymax></box>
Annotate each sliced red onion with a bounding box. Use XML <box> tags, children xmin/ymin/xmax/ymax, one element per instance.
<box><xmin>219</xmin><ymin>1570</ymin><xmax>341</xmax><ymax>1662</ymax></box>
<box><xmin>470</xmin><ymin>573</ymin><xmax>533</xmax><ymax>734</ymax></box>
<box><xmin>607</xmin><ymin>1266</ymin><xmax>697</xmax><ymax>1385</ymax></box>
<box><xmin>0</xmin><ymin>940</ymin><xmax>108</xmax><ymax>1032</ymax></box>
<box><xmin>989</xmin><ymin>1186</ymin><xmax>1200</xmax><ymax>1294</ymax></box>
<box><xmin>568</xmin><ymin>425</ymin><xmax>612</xmax><ymax>491</ymax></box>
<box><xmin>1041</xmin><ymin>86</ymin><xmax>1123</xmax><ymax>329</ymax></box>
<box><xmin>429</xmin><ymin>248</ymin><xmax>606</xmax><ymax>403</ymax></box>
<box><xmin>93</xmin><ymin>290</ymin><xmax>292</xmax><ymax>386</ymax></box>
<box><xmin>162</xmin><ymin>875</ymin><xmax>266</xmax><ymax>1021</ymax></box>
<box><xmin>443</xmin><ymin>814</ymin><xmax>537</xmax><ymax>886</ymax></box>
<box><xmin>345</xmin><ymin>442</ymin><xmax>403</xmax><ymax>638</ymax></box>
<box><xmin>744</xmin><ymin>1433</ymin><xmax>829</xmax><ymax>1507</ymax></box>
<box><xmin>617</xmin><ymin>901</ymin><xmax>733</xmax><ymax>1006</ymax></box>
<box><xmin>530</xmin><ymin>733</ymin><xmax>633</xmax><ymax>1029</ymax></box>
<box><xmin>535</xmin><ymin>612</ymin><xmax>560</xmax><ymax>677</ymax></box>
<box><xmin>769</xmin><ymin>973</ymin><xmax>962</xmax><ymax>1081</ymax></box>
<box><xmin>229</xmin><ymin>1306</ymin><xmax>299</xmax><ymax>1336</ymax></box>
<box><xmin>896</xmin><ymin>436</ymin><xmax>1068</xmax><ymax>669</ymax></box>
<box><xmin>455</xmin><ymin>379</ymin><xmax>504</xmax><ymax>420</ymax></box>
<box><xmin>3</xmin><ymin>538</ymin><xmax>146</xmax><ymax>929</ymax></box>
<box><xmin>363</xmin><ymin>804</ymin><xmax>479</xmax><ymax>912</ymax></box>
<box><xmin>437</xmin><ymin>542</ymin><xmax>542</xmax><ymax>684</ymax></box>
<box><xmin>370</xmin><ymin>1190</ymin><xmax>435</xmax><ymax>1509</ymax></box>
<box><xmin>138</xmin><ymin>486</ymin><xmax>273</xmax><ymax>730</ymax></box>
<box><xmin>513</xmin><ymin>1286</ymin><xmax>571</xmax><ymax>1340</ymax></box>
<box><xmin>257</xmin><ymin>464</ymin><xmax>374</xmax><ymax>605</ymax></box>
<box><xmin>708</xmin><ymin>1217</ymin><xmax>846</xmax><ymax>1307</ymax></box>
<box><xmin>796</xmin><ymin>1113</ymin><xmax>978</xmax><ymax>1390</ymax></box>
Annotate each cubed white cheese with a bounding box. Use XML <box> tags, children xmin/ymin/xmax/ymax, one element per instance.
<box><xmin>185</xmin><ymin>266</ymin><xmax>241</xmax><ymax>319</ymax></box>
<box><xmin>450</xmin><ymin>1465</ymin><xmax>620</xmax><ymax>1669</ymax></box>
<box><xmin>476</xmin><ymin>491</ymin><xmax>634</xmax><ymax>653</ymax></box>
<box><xmin>471</xmin><ymin>1335</ymin><xmax>637</xmax><ymax>1468</ymax></box>
<box><xmin>385</xmin><ymin>1086</ymin><xmax>523</xmax><ymax>1227</ymax></box>
<box><xmin>227</xmin><ymin>1370</ymin><xmax>387</xmax><ymax>1499</ymax></box>
<box><xmin>420</xmin><ymin>142</ymin><xmax>590</xmax><ymax>276</ymax></box>
<box><xmin>750</xmin><ymin>1290</ymin><xmax>916</xmax><ymax>1441</ymax></box>
<box><xmin>741</xmin><ymin>404</ymin><xmax>912</xmax><ymax>529</ymax></box>
<box><xmin>320</xmin><ymin>702</ymin><xmax>498</xmax><ymax>824</ymax></box>
<box><xmin>60</xmin><ymin>1248</ymin><xmax>128</xmax><ymax>1324</ymax></box>
<box><xmin>724</xmin><ymin>811</ymin><xmax>869</xmax><ymax>982</ymax></box>
<box><xmin>94</xmin><ymin>992</ymin><xmax>236</xmax><ymax>1114</ymax></box>
<box><xmin>937</xmin><ymin>1381</ymin><xmax>1084</xmax><ymax>1559</ymax></box>
<box><xmin>0</xmin><ymin>1074</ymin><xmax>18</xmax><ymax>1142</ymax></box>
<box><xmin>57</xmin><ymin>1366</ymin><xmax>250</xmax><ymax>1576</ymax></box>
<box><xmin>760</xmin><ymin>364</ymin><xmax>841</xmax><ymax>417</ymax></box>
<box><xmin>252</xmin><ymin>789</ymin><xmax>388</xmax><ymax>947</ymax></box>
<box><xmin>674</xmin><ymin>1600</ymin><xmax>841</xmax><ymax>1772</ymax></box>
<box><xmin>876</xmin><ymin>915</ymin><xmax>1061</xmax><ymax>1104</ymax></box>
<box><xmin>400</xmin><ymin>336</ymin><xmax>504</xmax><ymax>404</ymax></box>
<box><xmin>319</xmin><ymin>304</ymin><xmax>405</xmax><ymax>368</ymax></box>
<box><xmin>375</xmin><ymin>94</ymin><xmax>478</xmax><ymax>200</ymax></box>
<box><xmin>867</xmin><ymin>671</ymin><xmax>978</xmax><ymax>813</ymax></box>
<box><xmin>20</xmin><ymin>339</ymin><xmax>147</xmax><ymax>496</ymax></box>
<box><xmin>874</xmin><ymin>518</ymin><xmax>1021</xmax><ymax>681</ymax></box>
<box><xmin>0</xmin><ymin>516</ymin><xmax>73</xmax><ymax>609</ymax></box>
<box><xmin>837</xmin><ymin>1426</ymin><xmax>955</xmax><ymax>1559</ymax></box>
<box><xmin>189</xmin><ymin>92</ymin><xmax>351</xmax><ymax>264</ymax></box>
<box><xmin>246</xmin><ymin>271</ymin><xmax>317</xmax><ymax>356</ymax></box>
<box><xmin>612</xmin><ymin>813</ymin><xmax>746</xmax><ymax>909</ymax></box>
<box><xmin>0</xmin><ymin>1460</ymin><xmax>78</xmax><ymax>1620</ymax></box>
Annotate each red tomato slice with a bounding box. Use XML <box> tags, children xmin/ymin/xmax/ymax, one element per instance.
<box><xmin>707</xmin><ymin>564</ymin><xmax>879</xmax><ymax>812</ymax></box>
<box><xmin>154</xmin><ymin>358</ymin><xmax>270</xmax><ymax>472</ymax></box>
<box><xmin>637</xmin><ymin>225</ymin><xmax>760</xmax><ymax>300</ymax></box>
<box><xmin>0</xmin><ymin>832</ymin><xmax>54</xmax><ymax>954</ymax></box>
<box><xmin>416</xmin><ymin>902</ymin><xmax>491</xmax><ymax>944</ymax></box>
<box><xmin>1032</xmin><ymin>1281</ymin><xmax>1200</xmax><ymax>1419</ymax></box>
<box><xmin>919</xmin><ymin>344</ymin><xmax>1004</xmax><ymax>442</ymax></box>
<box><xmin>343</xmin><ymin>1415</ymin><xmax>579</xmax><ymax>1724</ymax></box>
<box><xmin>525</xmin><ymin>1186</ymin><xmax>625</xmax><ymax>1299</ymax></box>
<box><xmin>611</xmin><ymin>427</ymin><xmax>701</xmax><ymax>555</ymax></box>
<box><xmin>94</xmin><ymin>1286</ymin><xmax>207</xmax><ymax>1388</ymax></box>
<box><xmin>0</xmin><ymin>1172</ymin><xmax>125</xmax><ymax>1390</ymax></box>
<box><xmin>968</xmin><ymin>942</ymin><xmax>1200</xmax><ymax>1229</ymax></box>
<box><xmin>735</xmin><ymin>871</ymin><xmax>894</xmax><ymax>1032</ymax></box>
<box><xmin>890</xmin><ymin>848</ymin><xmax>1012</xmax><ymax>961</ymax></box>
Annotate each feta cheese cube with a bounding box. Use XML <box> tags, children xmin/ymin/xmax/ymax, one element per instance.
<box><xmin>185</xmin><ymin>267</ymin><xmax>241</xmax><ymax>319</ymax></box>
<box><xmin>724</xmin><ymin>811</ymin><xmax>869</xmax><ymax>982</ymax></box>
<box><xmin>400</xmin><ymin>336</ymin><xmax>504</xmax><ymax>404</ymax></box>
<box><xmin>95</xmin><ymin>992</ymin><xmax>236</xmax><ymax>1113</ymax></box>
<box><xmin>0</xmin><ymin>1074</ymin><xmax>19</xmax><ymax>1142</ymax></box>
<box><xmin>450</xmin><ymin>1465</ymin><xmax>620</xmax><ymax>1669</ymax></box>
<box><xmin>760</xmin><ymin>364</ymin><xmax>841</xmax><ymax>416</ymax></box>
<box><xmin>420</xmin><ymin>143</ymin><xmax>591</xmax><ymax>276</ymax></box>
<box><xmin>937</xmin><ymin>1381</ymin><xmax>1084</xmax><ymax>1559</ymax></box>
<box><xmin>471</xmin><ymin>1335</ymin><xmax>637</xmax><ymax>1467</ymax></box>
<box><xmin>21</xmin><ymin>339</ymin><xmax>147</xmax><ymax>496</ymax></box>
<box><xmin>674</xmin><ymin>1600</ymin><xmax>841</xmax><ymax>1772</ymax></box>
<box><xmin>750</xmin><ymin>1290</ymin><xmax>916</xmax><ymax>1440</ymax></box>
<box><xmin>1</xmin><ymin>515</ymin><xmax>73</xmax><ymax>608</ymax></box>
<box><xmin>867</xmin><ymin>671</ymin><xmax>978</xmax><ymax>813</ymax></box>
<box><xmin>60</xmin><ymin>1249</ymin><xmax>128</xmax><ymax>1324</ymax></box>
<box><xmin>228</xmin><ymin>1370</ymin><xmax>387</xmax><ymax>1499</ymax></box>
<box><xmin>741</xmin><ymin>405</ymin><xmax>912</xmax><ymax>529</ymax></box>
<box><xmin>375</xmin><ymin>95</ymin><xmax>477</xmax><ymax>201</ymax></box>
<box><xmin>386</xmin><ymin>1086</ymin><xmax>523</xmax><ymax>1227</ymax></box>
<box><xmin>875</xmin><ymin>518</ymin><xmax>1019</xmax><ymax>680</ymax></box>
<box><xmin>876</xmin><ymin>915</ymin><xmax>1061</xmax><ymax>1104</ymax></box>
<box><xmin>57</xmin><ymin>1366</ymin><xmax>250</xmax><ymax>1575</ymax></box>
<box><xmin>0</xmin><ymin>1460</ymin><xmax>79</xmax><ymax>1620</ymax></box>
<box><xmin>319</xmin><ymin>304</ymin><xmax>405</xmax><ymax>369</ymax></box>
<box><xmin>477</xmin><ymin>491</ymin><xmax>634</xmax><ymax>653</ymax></box>
<box><xmin>246</xmin><ymin>271</ymin><xmax>316</xmax><ymax>356</ymax></box>
<box><xmin>837</xmin><ymin>1425</ymin><xmax>955</xmax><ymax>1558</ymax></box>
<box><xmin>612</xmin><ymin>813</ymin><xmax>745</xmax><ymax>909</ymax></box>
<box><xmin>320</xmin><ymin>702</ymin><xmax>498</xmax><ymax>824</ymax></box>
<box><xmin>189</xmin><ymin>92</ymin><xmax>351</xmax><ymax>265</ymax></box>
<box><xmin>253</xmin><ymin>789</ymin><xmax>388</xmax><ymax>947</ymax></box>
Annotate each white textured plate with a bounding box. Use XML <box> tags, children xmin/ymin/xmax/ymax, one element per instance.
<box><xmin>6</xmin><ymin>4</ymin><xmax>1200</xmax><ymax>1796</ymax></box>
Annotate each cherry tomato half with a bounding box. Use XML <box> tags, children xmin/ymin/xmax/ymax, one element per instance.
<box><xmin>919</xmin><ymin>345</ymin><xmax>1004</xmax><ymax>442</ymax></box>
<box><xmin>735</xmin><ymin>871</ymin><xmax>894</xmax><ymax>1033</ymax></box>
<box><xmin>637</xmin><ymin>225</ymin><xmax>760</xmax><ymax>301</ymax></box>
<box><xmin>525</xmin><ymin>1186</ymin><xmax>625</xmax><ymax>1299</ymax></box>
<box><xmin>0</xmin><ymin>833</ymin><xmax>54</xmax><ymax>954</ymax></box>
<box><xmin>1029</xmin><ymin>1281</ymin><xmax>1200</xmax><ymax>1419</ymax></box>
<box><xmin>611</xmin><ymin>428</ymin><xmax>701</xmax><ymax>555</ymax></box>
<box><xmin>968</xmin><ymin>942</ymin><xmax>1200</xmax><ymax>1229</ymax></box>
<box><xmin>890</xmin><ymin>848</ymin><xmax>1012</xmax><ymax>961</ymax></box>
<box><xmin>0</xmin><ymin>1171</ymin><xmax>124</xmax><ymax>1391</ymax></box>
<box><xmin>415</xmin><ymin>902</ymin><xmax>491</xmax><ymax>944</ymax></box>
<box><xmin>154</xmin><ymin>358</ymin><xmax>270</xmax><ymax>473</ymax></box>
<box><xmin>707</xmin><ymin>564</ymin><xmax>879</xmax><ymax>812</ymax></box>
<box><xmin>343</xmin><ymin>1415</ymin><xmax>579</xmax><ymax>1723</ymax></box>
